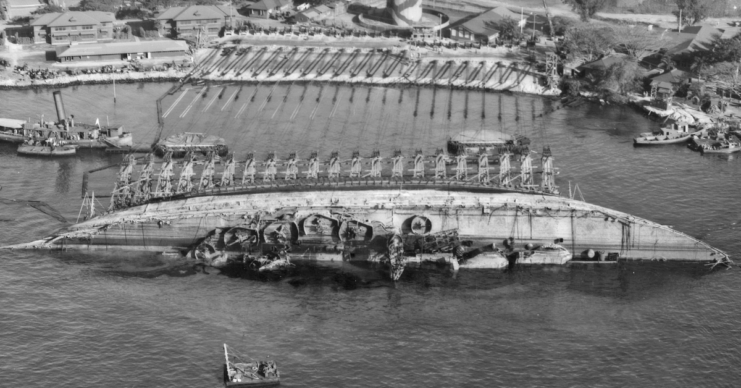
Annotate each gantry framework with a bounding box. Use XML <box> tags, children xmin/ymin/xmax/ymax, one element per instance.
<box><xmin>107</xmin><ymin>147</ymin><xmax>559</xmax><ymax>210</ymax></box>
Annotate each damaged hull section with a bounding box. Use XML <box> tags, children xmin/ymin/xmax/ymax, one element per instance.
<box><xmin>5</xmin><ymin>190</ymin><xmax>727</xmax><ymax>264</ymax></box>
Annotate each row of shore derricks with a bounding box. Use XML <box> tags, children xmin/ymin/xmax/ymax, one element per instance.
<box><xmin>184</xmin><ymin>213</ymin><xmax>585</xmax><ymax>282</ymax></box>
<box><xmin>106</xmin><ymin>145</ymin><xmax>558</xmax><ymax>211</ymax></box>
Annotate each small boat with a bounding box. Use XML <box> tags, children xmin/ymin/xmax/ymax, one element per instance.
<box><xmin>387</xmin><ymin>234</ymin><xmax>406</xmax><ymax>281</ymax></box>
<box><xmin>153</xmin><ymin>132</ymin><xmax>229</xmax><ymax>157</ymax></box>
<box><xmin>633</xmin><ymin>122</ymin><xmax>700</xmax><ymax>146</ymax></box>
<box><xmin>223</xmin><ymin>344</ymin><xmax>280</xmax><ymax>387</ymax></box>
<box><xmin>447</xmin><ymin>129</ymin><xmax>530</xmax><ymax>156</ymax></box>
<box><xmin>0</xmin><ymin>118</ymin><xmax>28</xmax><ymax>143</ymax></box>
<box><xmin>17</xmin><ymin>143</ymin><xmax>76</xmax><ymax>157</ymax></box>
<box><xmin>513</xmin><ymin>243</ymin><xmax>572</xmax><ymax>265</ymax></box>
<box><xmin>459</xmin><ymin>251</ymin><xmax>509</xmax><ymax>269</ymax></box>
<box><xmin>700</xmin><ymin>139</ymin><xmax>741</xmax><ymax>154</ymax></box>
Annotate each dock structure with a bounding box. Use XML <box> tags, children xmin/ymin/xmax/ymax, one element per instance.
<box><xmin>188</xmin><ymin>45</ymin><xmax>553</xmax><ymax>94</ymax></box>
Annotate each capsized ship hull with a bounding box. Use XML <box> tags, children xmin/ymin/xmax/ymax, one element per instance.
<box><xmin>5</xmin><ymin>190</ymin><xmax>727</xmax><ymax>264</ymax></box>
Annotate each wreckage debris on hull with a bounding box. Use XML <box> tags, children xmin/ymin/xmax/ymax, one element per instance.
<box><xmin>4</xmin><ymin>191</ymin><xmax>730</xmax><ymax>271</ymax></box>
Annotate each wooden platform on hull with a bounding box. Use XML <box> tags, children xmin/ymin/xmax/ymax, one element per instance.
<box><xmin>142</xmin><ymin>178</ymin><xmax>555</xmax><ymax>207</ymax></box>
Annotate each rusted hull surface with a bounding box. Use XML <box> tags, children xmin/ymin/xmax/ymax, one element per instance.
<box><xmin>7</xmin><ymin>190</ymin><xmax>726</xmax><ymax>263</ymax></box>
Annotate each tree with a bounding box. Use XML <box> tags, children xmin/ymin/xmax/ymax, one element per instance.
<box><xmin>612</xmin><ymin>24</ymin><xmax>669</xmax><ymax>61</ymax></box>
<box><xmin>560</xmin><ymin>23</ymin><xmax>614</xmax><ymax>62</ymax></box>
<box><xmin>497</xmin><ymin>16</ymin><xmax>518</xmax><ymax>40</ymax></box>
<box><xmin>596</xmin><ymin>57</ymin><xmax>641</xmax><ymax>95</ymax></box>
<box><xmin>78</xmin><ymin>0</ymin><xmax>120</xmax><ymax>12</ymax></box>
<box><xmin>549</xmin><ymin>15</ymin><xmax>576</xmax><ymax>36</ymax></box>
<box><xmin>675</xmin><ymin>0</ymin><xmax>712</xmax><ymax>26</ymax></box>
<box><xmin>562</xmin><ymin>0</ymin><xmax>607</xmax><ymax>22</ymax></box>
<box><xmin>32</xmin><ymin>5</ymin><xmax>64</xmax><ymax>15</ymax></box>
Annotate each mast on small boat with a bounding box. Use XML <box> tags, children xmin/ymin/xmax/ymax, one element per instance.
<box><xmin>224</xmin><ymin>344</ymin><xmax>233</xmax><ymax>377</ymax></box>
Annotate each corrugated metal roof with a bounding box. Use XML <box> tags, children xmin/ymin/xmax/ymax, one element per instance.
<box><xmin>59</xmin><ymin>40</ymin><xmax>189</xmax><ymax>57</ymax></box>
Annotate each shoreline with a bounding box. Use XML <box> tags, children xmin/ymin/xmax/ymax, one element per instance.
<box><xmin>0</xmin><ymin>69</ymin><xmax>187</xmax><ymax>90</ymax></box>
<box><xmin>0</xmin><ymin>66</ymin><xmax>559</xmax><ymax>96</ymax></box>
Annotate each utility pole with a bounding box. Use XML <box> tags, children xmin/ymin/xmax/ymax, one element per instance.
<box><xmin>542</xmin><ymin>0</ymin><xmax>554</xmax><ymax>38</ymax></box>
<box><xmin>520</xmin><ymin>7</ymin><xmax>524</xmax><ymax>35</ymax></box>
<box><xmin>532</xmin><ymin>13</ymin><xmax>535</xmax><ymax>39</ymax></box>
<box><xmin>678</xmin><ymin>8</ymin><xmax>682</xmax><ymax>34</ymax></box>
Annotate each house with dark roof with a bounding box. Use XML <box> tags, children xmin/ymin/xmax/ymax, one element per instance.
<box><xmin>666</xmin><ymin>26</ymin><xmax>722</xmax><ymax>56</ymax></box>
<box><xmin>243</xmin><ymin>0</ymin><xmax>292</xmax><ymax>19</ymax></box>
<box><xmin>31</xmin><ymin>11</ymin><xmax>115</xmax><ymax>45</ymax></box>
<box><xmin>649</xmin><ymin>69</ymin><xmax>689</xmax><ymax>98</ymax></box>
<box><xmin>448</xmin><ymin>6</ymin><xmax>519</xmax><ymax>43</ymax></box>
<box><xmin>156</xmin><ymin>5</ymin><xmax>233</xmax><ymax>39</ymax></box>
<box><xmin>295</xmin><ymin>4</ymin><xmax>332</xmax><ymax>24</ymax></box>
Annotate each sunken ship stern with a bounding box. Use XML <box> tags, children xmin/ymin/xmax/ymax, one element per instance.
<box><xmin>5</xmin><ymin>190</ymin><xmax>727</xmax><ymax>263</ymax></box>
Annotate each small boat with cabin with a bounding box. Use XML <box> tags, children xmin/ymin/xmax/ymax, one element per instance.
<box><xmin>511</xmin><ymin>243</ymin><xmax>573</xmax><ymax>265</ymax></box>
<box><xmin>223</xmin><ymin>344</ymin><xmax>280</xmax><ymax>387</ymax></box>
<box><xmin>0</xmin><ymin>118</ymin><xmax>28</xmax><ymax>143</ymax></box>
<box><xmin>700</xmin><ymin>138</ymin><xmax>741</xmax><ymax>154</ymax></box>
<box><xmin>153</xmin><ymin>132</ymin><xmax>229</xmax><ymax>157</ymax></box>
<box><xmin>17</xmin><ymin>141</ymin><xmax>76</xmax><ymax>157</ymax></box>
<box><xmin>633</xmin><ymin>122</ymin><xmax>700</xmax><ymax>146</ymax></box>
<box><xmin>447</xmin><ymin>129</ymin><xmax>530</xmax><ymax>156</ymax></box>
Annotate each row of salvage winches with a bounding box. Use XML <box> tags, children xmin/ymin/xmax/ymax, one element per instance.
<box><xmin>104</xmin><ymin>146</ymin><xmax>558</xmax><ymax>210</ymax></box>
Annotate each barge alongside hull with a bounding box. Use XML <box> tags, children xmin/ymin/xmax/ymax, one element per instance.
<box><xmin>5</xmin><ymin>190</ymin><xmax>727</xmax><ymax>264</ymax></box>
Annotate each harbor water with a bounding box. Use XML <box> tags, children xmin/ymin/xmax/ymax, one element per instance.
<box><xmin>1</xmin><ymin>83</ymin><xmax>741</xmax><ymax>387</ymax></box>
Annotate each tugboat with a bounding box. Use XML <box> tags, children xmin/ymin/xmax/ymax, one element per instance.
<box><xmin>223</xmin><ymin>344</ymin><xmax>280</xmax><ymax>387</ymax></box>
<box><xmin>0</xmin><ymin>91</ymin><xmax>133</xmax><ymax>149</ymax></box>
<box><xmin>633</xmin><ymin>122</ymin><xmax>701</xmax><ymax>146</ymax></box>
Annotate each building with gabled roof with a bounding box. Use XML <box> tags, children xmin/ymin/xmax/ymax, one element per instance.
<box><xmin>156</xmin><ymin>5</ymin><xmax>233</xmax><ymax>39</ymax></box>
<box><xmin>295</xmin><ymin>4</ymin><xmax>332</xmax><ymax>24</ymax></box>
<box><xmin>667</xmin><ymin>25</ymin><xmax>722</xmax><ymax>56</ymax></box>
<box><xmin>242</xmin><ymin>0</ymin><xmax>292</xmax><ymax>19</ymax></box>
<box><xmin>56</xmin><ymin>40</ymin><xmax>189</xmax><ymax>62</ymax></box>
<box><xmin>448</xmin><ymin>6</ymin><xmax>520</xmax><ymax>43</ymax></box>
<box><xmin>31</xmin><ymin>11</ymin><xmax>115</xmax><ymax>45</ymax></box>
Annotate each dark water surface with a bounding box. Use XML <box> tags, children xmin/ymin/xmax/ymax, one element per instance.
<box><xmin>1</xmin><ymin>83</ymin><xmax>741</xmax><ymax>387</ymax></box>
